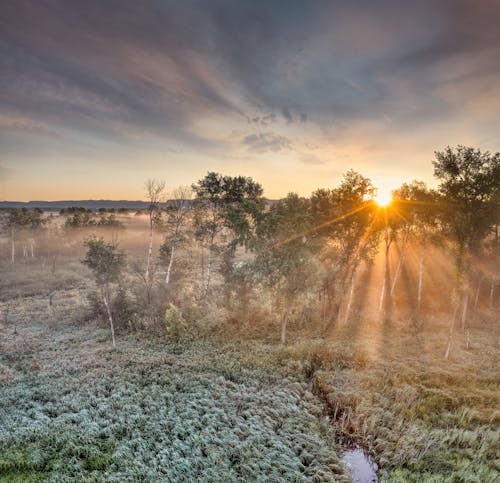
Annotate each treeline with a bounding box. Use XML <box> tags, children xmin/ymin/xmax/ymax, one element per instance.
<box><xmin>78</xmin><ymin>146</ymin><xmax>499</xmax><ymax>350</ymax></box>
<box><xmin>1</xmin><ymin>146</ymin><xmax>499</xmax><ymax>352</ymax></box>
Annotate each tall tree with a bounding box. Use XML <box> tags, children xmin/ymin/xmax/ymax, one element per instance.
<box><xmin>433</xmin><ymin>146</ymin><xmax>500</xmax><ymax>331</ymax></box>
<box><xmin>255</xmin><ymin>193</ymin><xmax>320</xmax><ymax>344</ymax></box>
<box><xmin>311</xmin><ymin>170</ymin><xmax>377</xmax><ymax>326</ymax></box>
<box><xmin>192</xmin><ymin>172</ymin><xmax>264</xmax><ymax>297</ymax></box>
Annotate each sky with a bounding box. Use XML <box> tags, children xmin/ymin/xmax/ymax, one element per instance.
<box><xmin>1</xmin><ymin>0</ymin><xmax>499</xmax><ymax>201</ymax></box>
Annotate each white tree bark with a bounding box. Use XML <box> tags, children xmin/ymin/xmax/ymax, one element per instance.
<box><xmin>460</xmin><ymin>294</ymin><xmax>469</xmax><ymax>331</ymax></box>
<box><xmin>490</xmin><ymin>278</ymin><xmax>495</xmax><ymax>309</ymax></box>
<box><xmin>145</xmin><ymin>216</ymin><xmax>154</xmax><ymax>281</ymax></box>
<box><xmin>10</xmin><ymin>228</ymin><xmax>15</xmax><ymax>264</ymax></box>
<box><xmin>390</xmin><ymin>233</ymin><xmax>408</xmax><ymax>297</ymax></box>
<box><xmin>417</xmin><ymin>245</ymin><xmax>425</xmax><ymax>313</ymax></box>
<box><xmin>165</xmin><ymin>242</ymin><xmax>175</xmax><ymax>285</ymax></box>
<box><xmin>445</xmin><ymin>303</ymin><xmax>459</xmax><ymax>360</ymax></box>
<box><xmin>344</xmin><ymin>269</ymin><xmax>356</xmax><ymax>324</ymax></box>
<box><xmin>473</xmin><ymin>279</ymin><xmax>481</xmax><ymax>311</ymax></box>
<box><xmin>102</xmin><ymin>287</ymin><xmax>116</xmax><ymax>348</ymax></box>
<box><xmin>203</xmin><ymin>245</ymin><xmax>213</xmax><ymax>297</ymax></box>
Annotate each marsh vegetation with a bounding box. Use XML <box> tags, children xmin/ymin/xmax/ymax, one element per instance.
<box><xmin>0</xmin><ymin>146</ymin><xmax>499</xmax><ymax>481</ymax></box>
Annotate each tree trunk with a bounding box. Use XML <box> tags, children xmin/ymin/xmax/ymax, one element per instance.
<box><xmin>344</xmin><ymin>269</ymin><xmax>356</xmax><ymax>324</ymax></box>
<box><xmin>460</xmin><ymin>294</ymin><xmax>469</xmax><ymax>331</ymax></box>
<box><xmin>390</xmin><ymin>233</ymin><xmax>407</xmax><ymax>297</ymax></box>
<box><xmin>490</xmin><ymin>278</ymin><xmax>495</xmax><ymax>309</ymax></box>
<box><xmin>102</xmin><ymin>287</ymin><xmax>116</xmax><ymax>348</ymax></box>
<box><xmin>203</xmin><ymin>232</ymin><xmax>214</xmax><ymax>297</ymax></box>
<box><xmin>379</xmin><ymin>242</ymin><xmax>390</xmax><ymax>314</ymax></box>
<box><xmin>165</xmin><ymin>242</ymin><xmax>175</xmax><ymax>285</ymax></box>
<box><xmin>379</xmin><ymin>276</ymin><xmax>385</xmax><ymax>312</ymax></box>
<box><xmin>281</xmin><ymin>309</ymin><xmax>289</xmax><ymax>345</ymax></box>
<box><xmin>445</xmin><ymin>303</ymin><xmax>459</xmax><ymax>360</ymax></box>
<box><xmin>204</xmin><ymin>247</ymin><xmax>212</xmax><ymax>296</ymax></box>
<box><xmin>417</xmin><ymin>245</ymin><xmax>425</xmax><ymax>314</ymax></box>
<box><xmin>30</xmin><ymin>241</ymin><xmax>35</xmax><ymax>258</ymax></box>
<box><xmin>10</xmin><ymin>228</ymin><xmax>15</xmax><ymax>264</ymax></box>
<box><xmin>145</xmin><ymin>215</ymin><xmax>154</xmax><ymax>281</ymax></box>
<box><xmin>473</xmin><ymin>278</ymin><xmax>481</xmax><ymax>311</ymax></box>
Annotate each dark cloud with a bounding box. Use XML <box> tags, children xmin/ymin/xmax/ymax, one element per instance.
<box><xmin>0</xmin><ymin>0</ymin><xmax>499</xmax><ymax>186</ymax></box>
<box><xmin>243</xmin><ymin>133</ymin><xmax>292</xmax><ymax>153</ymax></box>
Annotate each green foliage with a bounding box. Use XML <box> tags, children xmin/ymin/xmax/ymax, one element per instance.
<box><xmin>192</xmin><ymin>171</ymin><xmax>265</xmax><ymax>249</ymax></box>
<box><xmin>81</xmin><ymin>238</ymin><xmax>125</xmax><ymax>287</ymax></box>
<box><xmin>433</xmin><ymin>145</ymin><xmax>500</xmax><ymax>255</ymax></box>
<box><xmin>1</xmin><ymin>208</ymin><xmax>46</xmax><ymax>234</ymax></box>
<box><xmin>255</xmin><ymin>193</ymin><xmax>321</xmax><ymax>313</ymax></box>
<box><xmin>164</xmin><ymin>304</ymin><xmax>187</xmax><ymax>337</ymax></box>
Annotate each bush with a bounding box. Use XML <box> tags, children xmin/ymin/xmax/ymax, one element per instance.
<box><xmin>164</xmin><ymin>304</ymin><xmax>187</xmax><ymax>338</ymax></box>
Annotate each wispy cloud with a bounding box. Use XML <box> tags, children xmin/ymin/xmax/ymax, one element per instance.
<box><xmin>243</xmin><ymin>133</ymin><xmax>292</xmax><ymax>153</ymax></box>
<box><xmin>0</xmin><ymin>0</ymin><xmax>499</xmax><ymax>199</ymax></box>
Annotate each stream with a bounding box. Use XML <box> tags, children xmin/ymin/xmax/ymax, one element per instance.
<box><xmin>342</xmin><ymin>447</ymin><xmax>378</xmax><ymax>482</ymax></box>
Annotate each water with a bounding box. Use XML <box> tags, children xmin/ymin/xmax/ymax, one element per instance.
<box><xmin>342</xmin><ymin>447</ymin><xmax>378</xmax><ymax>483</ymax></box>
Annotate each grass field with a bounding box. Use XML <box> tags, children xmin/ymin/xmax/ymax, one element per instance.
<box><xmin>0</xmin><ymin>261</ymin><xmax>498</xmax><ymax>482</ymax></box>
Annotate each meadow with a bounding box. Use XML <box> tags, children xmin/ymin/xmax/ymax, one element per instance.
<box><xmin>1</xmin><ymin>154</ymin><xmax>499</xmax><ymax>481</ymax></box>
<box><xmin>0</xmin><ymin>241</ymin><xmax>498</xmax><ymax>482</ymax></box>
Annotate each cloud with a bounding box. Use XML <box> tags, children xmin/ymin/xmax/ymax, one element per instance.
<box><xmin>0</xmin><ymin>116</ymin><xmax>56</xmax><ymax>136</ymax></box>
<box><xmin>0</xmin><ymin>0</ymin><xmax>499</xmax><ymax>198</ymax></box>
<box><xmin>299</xmin><ymin>154</ymin><xmax>326</xmax><ymax>165</ymax></box>
<box><xmin>243</xmin><ymin>133</ymin><xmax>292</xmax><ymax>153</ymax></box>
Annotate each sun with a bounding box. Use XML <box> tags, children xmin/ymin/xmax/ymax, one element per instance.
<box><xmin>373</xmin><ymin>189</ymin><xmax>393</xmax><ymax>207</ymax></box>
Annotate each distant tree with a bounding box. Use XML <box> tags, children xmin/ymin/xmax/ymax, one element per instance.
<box><xmin>82</xmin><ymin>237</ymin><xmax>126</xmax><ymax>347</ymax></box>
<box><xmin>97</xmin><ymin>214</ymin><xmax>125</xmax><ymax>230</ymax></box>
<box><xmin>192</xmin><ymin>172</ymin><xmax>264</xmax><ymax>297</ymax></box>
<box><xmin>64</xmin><ymin>211</ymin><xmax>97</xmax><ymax>229</ymax></box>
<box><xmin>144</xmin><ymin>179</ymin><xmax>165</xmax><ymax>283</ymax></box>
<box><xmin>2</xmin><ymin>208</ymin><xmax>46</xmax><ymax>263</ymax></box>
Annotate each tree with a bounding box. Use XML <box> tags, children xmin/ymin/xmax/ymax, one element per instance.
<box><xmin>254</xmin><ymin>193</ymin><xmax>320</xmax><ymax>344</ymax></box>
<box><xmin>82</xmin><ymin>237</ymin><xmax>126</xmax><ymax>347</ymax></box>
<box><xmin>433</xmin><ymin>146</ymin><xmax>500</xmax><ymax>332</ymax></box>
<box><xmin>145</xmin><ymin>179</ymin><xmax>165</xmax><ymax>283</ymax></box>
<box><xmin>392</xmin><ymin>181</ymin><xmax>440</xmax><ymax>315</ymax></box>
<box><xmin>192</xmin><ymin>172</ymin><xmax>264</xmax><ymax>297</ymax></box>
<box><xmin>311</xmin><ymin>170</ymin><xmax>377</xmax><ymax>326</ymax></box>
<box><xmin>161</xmin><ymin>186</ymin><xmax>193</xmax><ymax>287</ymax></box>
<box><xmin>2</xmin><ymin>208</ymin><xmax>46</xmax><ymax>263</ymax></box>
